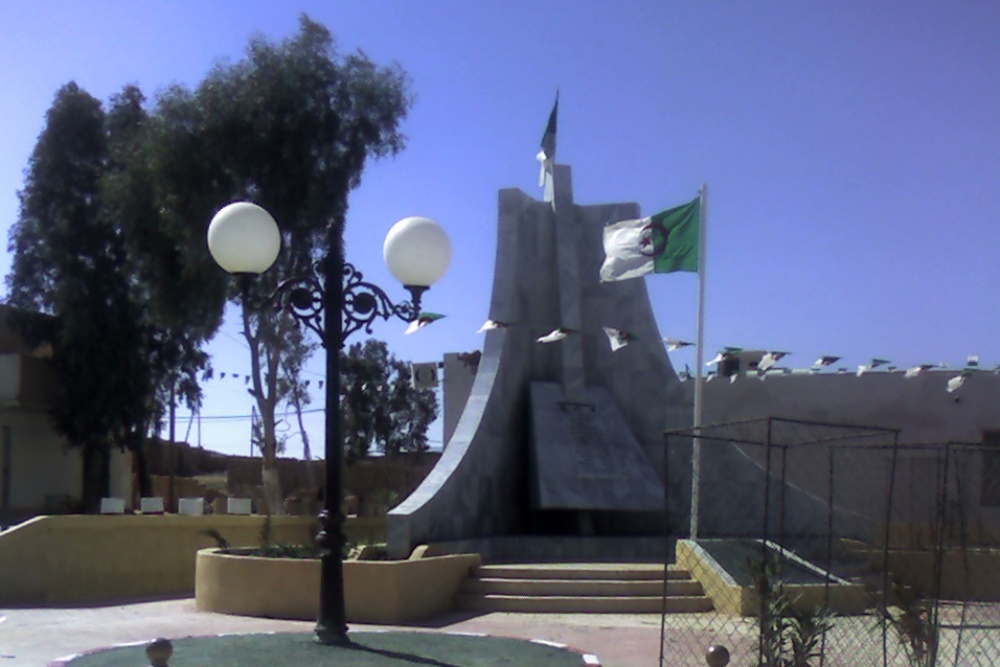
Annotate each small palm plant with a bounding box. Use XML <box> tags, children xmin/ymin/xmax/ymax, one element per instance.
<box><xmin>749</xmin><ymin>555</ymin><xmax>836</xmax><ymax>667</ymax></box>
<box><xmin>876</xmin><ymin>578</ymin><xmax>939</xmax><ymax>667</ymax></box>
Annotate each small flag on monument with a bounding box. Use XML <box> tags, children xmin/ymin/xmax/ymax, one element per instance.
<box><xmin>905</xmin><ymin>363</ymin><xmax>934</xmax><ymax>379</ymax></box>
<box><xmin>857</xmin><ymin>357</ymin><xmax>891</xmax><ymax>376</ymax></box>
<box><xmin>478</xmin><ymin>319</ymin><xmax>510</xmax><ymax>333</ymax></box>
<box><xmin>947</xmin><ymin>373</ymin><xmax>969</xmax><ymax>393</ymax></box>
<box><xmin>537</xmin><ymin>327</ymin><xmax>570</xmax><ymax>344</ymax></box>
<box><xmin>758</xmin><ymin>351</ymin><xmax>788</xmax><ymax>372</ymax></box>
<box><xmin>405</xmin><ymin>312</ymin><xmax>445</xmax><ymax>335</ymax></box>
<box><xmin>602</xmin><ymin>327</ymin><xmax>635</xmax><ymax>352</ymax></box>
<box><xmin>663</xmin><ymin>337</ymin><xmax>694</xmax><ymax>351</ymax></box>
<box><xmin>706</xmin><ymin>347</ymin><xmax>742</xmax><ymax>366</ymax></box>
<box><xmin>813</xmin><ymin>355</ymin><xmax>840</xmax><ymax>368</ymax></box>
<box><xmin>600</xmin><ymin>197</ymin><xmax>700</xmax><ymax>282</ymax></box>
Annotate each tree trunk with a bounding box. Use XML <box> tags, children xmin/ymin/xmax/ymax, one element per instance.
<box><xmin>80</xmin><ymin>442</ymin><xmax>111</xmax><ymax>513</ymax></box>
<box><xmin>133</xmin><ymin>438</ymin><xmax>152</xmax><ymax>497</ymax></box>
<box><xmin>261</xmin><ymin>452</ymin><xmax>285</xmax><ymax>516</ymax></box>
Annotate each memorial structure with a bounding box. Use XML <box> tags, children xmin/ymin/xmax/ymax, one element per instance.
<box><xmin>388</xmin><ymin>163</ymin><xmax>693</xmax><ymax>560</ymax></box>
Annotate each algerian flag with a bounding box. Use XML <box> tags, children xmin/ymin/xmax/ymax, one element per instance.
<box><xmin>536</xmin><ymin>91</ymin><xmax>558</xmax><ymax>186</ymax></box>
<box><xmin>947</xmin><ymin>373</ymin><xmax>968</xmax><ymax>393</ymax></box>
<box><xmin>478</xmin><ymin>319</ymin><xmax>510</xmax><ymax>333</ymax></box>
<box><xmin>602</xmin><ymin>327</ymin><xmax>634</xmax><ymax>352</ymax></box>
<box><xmin>537</xmin><ymin>327</ymin><xmax>570</xmax><ymax>344</ymax></box>
<box><xmin>758</xmin><ymin>351</ymin><xmax>788</xmax><ymax>372</ymax></box>
<box><xmin>706</xmin><ymin>347</ymin><xmax>742</xmax><ymax>366</ymax></box>
<box><xmin>405</xmin><ymin>312</ymin><xmax>445</xmax><ymax>335</ymax></box>
<box><xmin>600</xmin><ymin>197</ymin><xmax>700</xmax><ymax>282</ymax></box>
<box><xmin>905</xmin><ymin>364</ymin><xmax>932</xmax><ymax>378</ymax></box>
<box><xmin>663</xmin><ymin>337</ymin><xmax>694</xmax><ymax>351</ymax></box>
<box><xmin>857</xmin><ymin>357</ymin><xmax>891</xmax><ymax>376</ymax></box>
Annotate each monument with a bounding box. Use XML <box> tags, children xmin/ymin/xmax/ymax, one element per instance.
<box><xmin>387</xmin><ymin>162</ymin><xmax>693</xmax><ymax>560</ymax></box>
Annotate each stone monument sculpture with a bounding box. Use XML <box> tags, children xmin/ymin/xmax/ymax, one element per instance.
<box><xmin>387</xmin><ymin>163</ymin><xmax>693</xmax><ymax>559</ymax></box>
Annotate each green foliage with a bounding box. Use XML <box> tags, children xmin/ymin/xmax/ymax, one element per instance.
<box><xmin>4</xmin><ymin>83</ymin><xmax>183</xmax><ymax>507</ymax></box>
<box><xmin>139</xmin><ymin>14</ymin><xmax>412</xmax><ymax>508</ymax></box>
<box><xmin>369</xmin><ymin>488</ymin><xmax>401</xmax><ymax>516</ymax></box>
<box><xmin>340</xmin><ymin>339</ymin><xmax>438</xmax><ymax>461</ymax></box>
<box><xmin>876</xmin><ymin>578</ymin><xmax>939</xmax><ymax>667</ymax></box>
<box><xmin>5</xmin><ymin>15</ymin><xmax>413</xmax><ymax>511</ymax></box>
<box><xmin>202</xmin><ymin>529</ymin><xmax>230</xmax><ymax>550</ymax></box>
<box><xmin>749</xmin><ymin>555</ymin><xmax>835</xmax><ymax>667</ymax></box>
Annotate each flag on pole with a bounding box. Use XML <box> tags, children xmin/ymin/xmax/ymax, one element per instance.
<box><xmin>947</xmin><ymin>372</ymin><xmax>971</xmax><ymax>393</ymax></box>
<box><xmin>600</xmin><ymin>197</ymin><xmax>700</xmax><ymax>282</ymax></box>
<box><xmin>537</xmin><ymin>327</ymin><xmax>570</xmax><ymax>344</ymax></box>
<box><xmin>813</xmin><ymin>355</ymin><xmax>840</xmax><ymax>368</ymax></box>
<box><xmin>478</xmin><ymin>319</ymin><xmax>510</xmax><ymax>333</ymax></box>
<box><xmin>405</xmin><ymin>312</ymin><xmax>445</xmax><ymax>334</ymax></box>
<box><xmin>663</xmin><ymin>337</ymin><xmax>694</xmax><ymax>351</ymax></box>
<box><xmin>857</xmin><ymin>357</ymin><xmax>891</xmax><ymax>376</ymax></box>
<box><xmin>602</xmin><ymin>327</ymin><xmax>634</xmax><ymax>352</ymax></box>
<box><xmin>758</xmin><ymin>351</ymin><xmax>789</xmax><ymax>372</ymax></box>
<box><xmin>536</xmin><ymin>91</ymin><xmax>558</xmax><ymax>187</ymax></box>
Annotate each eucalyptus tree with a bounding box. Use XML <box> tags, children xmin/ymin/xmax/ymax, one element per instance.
<box><xmin>144</xmin><ymin>15</ymin><xmax>412</xmax><ymax>512</ymax></box>
<box><xmin>6</xmin><ymin>83</ymin><xmax>153</xmax><ymax>509</ymax></box>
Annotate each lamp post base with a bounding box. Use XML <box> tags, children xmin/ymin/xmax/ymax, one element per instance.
<box><xmin>314</xmin><ymin>624</ymin><xmax>351</xmax><ymax>646</ymax></box>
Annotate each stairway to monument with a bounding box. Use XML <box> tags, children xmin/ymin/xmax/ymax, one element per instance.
<box><xmin>457</xmin><ymin>562</ymin><xmax>714</xmax><ymax>613</ymax></box>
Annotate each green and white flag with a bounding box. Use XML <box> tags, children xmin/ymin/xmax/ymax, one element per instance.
<box><xmin>599</xmin><ymin>197</ymin><xmax>700</xmax><ymax>282</ymax></box>
<box><xmin>405</xmin><ymin>312</ymin><xmax>445</xmax><ymax>335</ymax></box>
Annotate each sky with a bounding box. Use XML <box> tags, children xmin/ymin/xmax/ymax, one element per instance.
<box><xmin>1</xmin><ymin>2</ymin><xmax>999</xmax><ymax>458</ymax></box>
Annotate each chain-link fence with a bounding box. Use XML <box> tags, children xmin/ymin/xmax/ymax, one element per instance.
<box><xmin>659</xmin><ymin>418</ymin><xmax>1000</xmax><ymax>667</ymax></box>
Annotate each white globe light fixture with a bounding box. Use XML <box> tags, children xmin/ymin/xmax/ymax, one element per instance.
<box><xmin>206</xmin><ymin>202</ymin><xmax>281</xmax><ymax>275</ymax></box>
<box><xmin>383</xmin><ymin>216</ymin><xmax>452</xmax><ymax>288</ymax></box>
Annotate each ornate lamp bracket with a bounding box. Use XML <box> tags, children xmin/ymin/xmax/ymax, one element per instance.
<box><xmin>270</xmin><ymin>261</ymin><xmax>425</xmax><ymax>348</ymax></box>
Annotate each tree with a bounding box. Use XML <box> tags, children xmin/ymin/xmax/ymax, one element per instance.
<box><xmin>340</xmin><ymin>340</ymin><xmax>437</xmax><ymax>462</ymax></box>
<box><xmin>102</xmin><ymin>85</ymin><xmax>219</xmax><ymax>494</ymax></box>
<box><xmin>6</xmin><ymin>81</ymin><xmax>223</xmax><ymax>510</ymax></box>
<box><xmin>6</xmin><ymin>84</ymin><xmax>155</xmax><ymax>510</ymax></box>
<box><xmin>142</xmin><ymin>15</ymin><xmax>412</xmax><ymax>512</ymax></box>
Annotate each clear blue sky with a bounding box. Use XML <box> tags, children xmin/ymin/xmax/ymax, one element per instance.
<box><xmin>2</xmin><ymin>2</ymin><xmax>998</xmax><ymax>458</ymax></box>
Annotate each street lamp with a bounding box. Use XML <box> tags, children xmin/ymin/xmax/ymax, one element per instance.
<box><xmin>207</xmin><ymin>202</ymin><xmax>451</xmax><ymax>645</ymax></box>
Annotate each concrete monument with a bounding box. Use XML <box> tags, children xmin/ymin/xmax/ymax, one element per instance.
<box><xmin>387</xmin><ymin>164</ymin><xmax>692</xmax><ymax>559</ymax></box>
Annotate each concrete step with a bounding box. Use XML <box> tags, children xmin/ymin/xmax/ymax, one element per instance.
<box><xmin>464</xmin><ymin>577</ymin><xmax>703</xmax><ymax>597</ymax></box>
<box><xmin>457</xmin><ymin>562</ymin><xmax>714</xmax><ymax>613</ymax></box>
<box><xmin>475</xmin><ymin>563</ymin><xmax>686</xmax><ymax>580</ymax></box>
<box><xmin>458</xmin><ymin>593</ymin><xmax>714</xmax><ymax>614</ymax></box>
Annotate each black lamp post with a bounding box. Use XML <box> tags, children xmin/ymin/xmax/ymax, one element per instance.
<box><xmin>207</xmin><ymin>202</ymin><xmax>451</xmax><ymax>645</ymax></box>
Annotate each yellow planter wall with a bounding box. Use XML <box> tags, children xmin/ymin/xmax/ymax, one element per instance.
<box><xmin>0</xmin><ymin>514</ymin><xmax>385</xmax><ymax>604</ymax></box>
<box><xmin>676</xmin><ymin>539</ymin><xmax>869</xmax><ymax>616</ymax></box>
<box><xmin>195</xmin><ymin>549</ymin><xmax>481</xmax><ymax>623</ymax></box>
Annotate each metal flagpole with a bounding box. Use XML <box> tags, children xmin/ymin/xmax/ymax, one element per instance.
<box><xmin>689</xmin><ymin>184</ymin><xmax>708</xmax><ymax>538</ymax></box>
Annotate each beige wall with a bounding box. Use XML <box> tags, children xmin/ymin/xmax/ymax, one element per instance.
<box><xmin>0</xmin><ymin>514</ymin><xmax>386</xmax><ymax>604</ymax></box>
<box><xmin>195</xmin><ymin>549</ymin><xmax>480</xmax><ymax>623</ymax></box>
<box><xmin>0</xmin><ymin>408</ymin><xmax>131</xmax><ymax>515</ymax></box>
<box><xmin>0</xmin><ymin>409</ymin><xmax>81</xmax><ymax>512</ymax></box>
<box><xmin>0</xmin><ymin>353</ymin><xmax>130</xmax><ymax>516</ymax></box>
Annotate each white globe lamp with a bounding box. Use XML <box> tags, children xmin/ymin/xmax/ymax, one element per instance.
<box><xmin>206</xmin><ymin>202</ymin><xmax>281</xmax><ymax>275</ymax></box>
<box><xmin>382</xmin><ymin>216</ymin><xmax>452</xmax><ymax>288</ymax></box>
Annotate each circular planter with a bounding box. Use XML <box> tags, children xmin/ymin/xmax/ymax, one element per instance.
<box><xmin>195</xmin><ymin>548</ymin><xmax>480</xmax><ymax>623</ymax></box>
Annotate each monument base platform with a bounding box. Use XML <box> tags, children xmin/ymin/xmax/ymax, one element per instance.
<box><xmin>420</xmin><ymin>535</ymin><xmax>674</xmax><ymax>564</ymax></box>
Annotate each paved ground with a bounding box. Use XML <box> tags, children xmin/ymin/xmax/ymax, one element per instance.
<box><xmin>0</xmin><ymin>599</ymin><xmax>702</xmax><ymax>667</ymax></box>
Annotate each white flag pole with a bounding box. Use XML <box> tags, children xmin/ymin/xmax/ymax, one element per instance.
<box><xmin>689</xmin><ymin>184</ymin><xmax>708</xmax><ymax>538</ymax></box>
